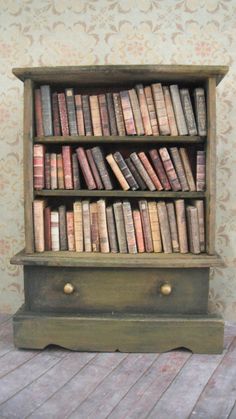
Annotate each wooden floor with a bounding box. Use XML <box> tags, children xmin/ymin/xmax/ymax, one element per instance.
<box><xmin>0</xmin><ymin>314</ymin><xmax>236</xmax><ymax>419</ymax></box>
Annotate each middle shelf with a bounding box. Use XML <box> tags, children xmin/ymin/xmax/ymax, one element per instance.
<box><xmin>35</xmin><ymin>190</ymin><xmax>206</xmax><ymax>198</ymax></box>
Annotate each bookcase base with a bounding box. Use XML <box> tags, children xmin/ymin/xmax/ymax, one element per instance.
<box><xmin>13</xmin><ymin>306</ymin><xmax>224</xmax><ymax>354</ymax></box>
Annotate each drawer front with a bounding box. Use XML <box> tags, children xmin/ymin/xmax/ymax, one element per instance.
<box><xmin>24</xmin><ymin>266</ymin><xmax>209</xmax><ymax>315</ymax></box>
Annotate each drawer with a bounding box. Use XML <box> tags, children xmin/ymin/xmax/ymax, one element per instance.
<box><xmin>24</xmin><ymin>266</ymin><xmax>209</xmax><ymax>315</ymax></box>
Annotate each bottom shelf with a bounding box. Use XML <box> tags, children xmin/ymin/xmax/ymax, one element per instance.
<box><xmin>13</xmin><ymin>306</ymin><xmax>224</xmax><ymax>354</ymax></box>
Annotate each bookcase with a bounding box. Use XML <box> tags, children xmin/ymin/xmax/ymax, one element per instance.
<box><xmin>11</xmin><ymin>65</ymin><xmax>228</xmax><ymax>353</ymax></box>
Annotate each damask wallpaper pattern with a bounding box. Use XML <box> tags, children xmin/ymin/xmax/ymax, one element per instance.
<box><xmin>0</xmin><ymin>0</ymin><xmax>235</xmax><ymax>319</ymax></box>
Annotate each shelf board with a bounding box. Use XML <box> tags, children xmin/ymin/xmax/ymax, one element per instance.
<box><xmin>11</xmin><ymin>249</ymin><xmax>223</xmax><ymax>268</ymax></box>
<box><xmin>34</xmin><ymin>135</ymin><xmax>205</xmax><ymax>144</ymax></box>
<box><xmin>35</xmin><ymin>190</ymin><xmax>206</xmax><ymax>199</ymax></box>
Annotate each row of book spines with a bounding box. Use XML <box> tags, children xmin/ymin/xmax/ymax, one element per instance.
<box><xmin>34</xmin><ymin>145</ymin><xmax>206</xmax><ymax>192</ymax></box>
<box><xmin>33</xmin><ymin>198</ymin><xmax>205</xmax><ymax>255</ymax></box>
<box><xmin>35</xmin><ymin>84</ymin><xmax>207</xmax><ymax>138</ymax></box>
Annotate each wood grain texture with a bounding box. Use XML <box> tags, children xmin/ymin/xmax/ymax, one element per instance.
<box><xmin>34</xmin><ymin>135</ymin><xmax>204</xmax><ymax>144</ymax></box>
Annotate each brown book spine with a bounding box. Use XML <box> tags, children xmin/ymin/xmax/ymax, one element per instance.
<box><xmin>113</xmin><ymin>93</ymin><xmax>126</xmax><ymax>136</ymax></box>
<box><xmin>193</xmin><ymin>200</ymin><xmax>205</xmax><ymax>252</ymax></box>
<box><xmin>98</xmin><ymin>94</ymin><xmax>110</xmax><ymax>136</ymax></box>
<box><xmin>97</xmin><ymin>199</ymin><xmax>110</xmax><ymax>253</ymax></box>
<box><xmin>130</xmin><ymin>152</ymin><xmax>156</xmax><ymax>191</ymax></box>
<box><xmin>52</xmin><ymin>92</ymin><xmax>61</xmax><ymax>136</ymax></box>
<box><xmin>194</xmin><ymin>88</ymin><xmax>207</xmax><ymax>136</ymax></box>
<box><xmin>123</xmin><ymin>201</ymin><xmax>137</xmax><ymax>254</ymax></box>
<box><xmin>138</xmin><ymin>152</ymin><xmax>163</xmax><ymax>191</ymax></box>
<box><xmin>50</xmin><ymin>210</ymin><xmax>60</xmax><ymax>251</ymax></box>
<box><xmin>91</xmin><ymin>147</ymin><xmax>113</xmax><ymax>190</ymax></box>
<box><xmin>196</xmin><ymin>150</ymin><xmax>206</xmax><ymax>191</ymax></box>
<box><xmin>66</xmin><ymin>211</ymin><xmax>75</xmax><ymax>251</ymax></box>
<box><xmin>86</xmin><ymin>149</ymin><xmax>103</xmax><ymax>190</ymax></box>
<box><xmin>139</xmin><ymin>200</ymin><xmax>153</xmax><ymax>253</ymax></box>
<box><xmin>120</xmin><ymin>90</ymin><xmax>136</xmax><ymax>135</ymax></box>
<box><xmin>113</xmin><ymin>152</ymin><xmax>138</xmax><ymax>191</ymax></box>
<box><xmin>33</xmin><ymin>144</ymin><xmax>45</xmax><ymax>190</ymax></box>
<box><xmin>179</xmin><ymin>148</ymin><xmax>196</xmax><ymax>191</ymax></box>
<box><xmin>170</xmin><ymin>85</ymin><xmax>188</xmax><ymax>136</ymax></box>
<box><xmin>75</xmin><ymin>94</ymin><xmax>85</xmax><ymax>136</ymax></box>
<box><xmin>186</xmin><ymin>206</ymin><xmax>200</xmax><ymax>254</ymax></box>
<box><xmin>144</xmin><ymin>86</ymin><xmax>159</xmax><ymax>135</ymax></box>
<box><xmin>76</xmin><ymin>147</ymin><xmax>96</xmax><ymax>190</ymax></box>
<box><xmin>151</xmin><ymin>83</ymin><xmax>170</xmax><ymax>135</ymax></box>
<box><xmin>58</xmin><ymin>205</ymin><xmax>68</xmax><ymax>251</ymax></box>
<box><xmin>58</xmin><ymin>93</ymin><xmax>69</xmax><ymax>136</ymax></box>
<box><xmin>82</xmin><ymin>95</ymin><xmax>93</xmax><ymax>136</ymax></box>
<box><xmin>106</xmin><ymin>206</ymin><xmax>118</xmax><ymax>253</ymax></box>
<box><xmin>90</xmin><ymin>202</ymin><xmax>100</xmax><ymax>252</ymax></box>
<box><xmin>106</xmin><ymin>93</ymin><xmax>118</xmax><ymax>136</ymax></box>
<box><xmin>166</xmin><ymin>202</ymin><xmax>180</xmax><ymax>252</ymax></box>
<box><xmin>106</xmin><ymin>154</ymin><xmax>130</xmax><ymax>191</ymax></box>
<box><xmin>45</xmin><ymin>153</ymin><xmax>51</xmax><ymax>189</ymax></box>
<box><xmin>40</xmin><ymin>85</ymin><xmax>53</xmax><ymax>136</ymax></box>
<box><xmin>129</xmin><ymin>89</ymin><xmax>144</xmax><ymax>135</ymax></box>
<box><xmin>148</xmin><ymin>201</ymin><xmax>162</xmax><ymax>253</ymax></box>
<box><xmin>136</xmin><ymin>84</ymin><xmax>152</xmax><ymax>135</ymax></box>
<box><xmin>82</xmin><ymin>200</ymin><xmax>91</xmax><ymax>252</ymax></box>
<box><xmin>73</xmin><ymin>201</ymin><xmax>84</xmax><ymax>252</ymax></box>
<box><xmin>133</xmin><ymin>210</ymin><xmax>145</xmax><ymax>253</ymax></box>
<box><xmin>180</xmin><ymin>88</ymin><xmax>197</xmax><ymax>136</ymax></box>
<box><xmin>159</xmin><ymin>147</ymin><xmax>181</xmax><ymax>191</ymax></box>
<box><xmin>65</xmin><ymin>88</ymin><xmax>78</xmax><ymax>136</ymax></box>
<box><xmin>50</xmin><ymin>153</ymin><xmax>58</xmax><ymax>190</ymax></box>
<box><xmin>44</xmin><ymin>206</ymin><xmax>51</xmax><ymax>251</ymax></box>
<box><xmin>34</xmin><ymin>89</ymin><xmax>44</xmax><ymax>137</ymax></box>
<box><xmin>89</xmin><ymin>95</ymin><xmax>102</xmax><ymax>136</ymax></box>
<box><xmin>125</xmin><ymin>158</ymin><xmax>147</xmax><ymax>191</ymax></box>
<box><xmin>113</xmin><ymin>202</ymin><xmax>128</xmax><ymax>253</ymax></box>
<box><xmin>169</xmin><ymin>147</ymin><xmax>189</xmax><ymax>191</ymax></box>
<box><xmin>163</xmin><ymin>86</ymin><xmax>178</xmax><ymax>136</ymax></box>
<box><xmin>57</xmin><ymin>153</ymin><xmax>65</xmax><ymax>189</ymax></box>
<box><xmin>72</xmin><ymin>153</ymin><xmax>81</xmax><ymax>189</ymax></box>
<box><xmin>149</xmin><ymin>149</ymin><xmax>171</xmax><ymax>191</ymax></box>
<box><xmin>62</xmin><ymin>146</ymin><xmax>73</xmax><ymax>189</ymax></box>
<box><xmin>157</xmin><ymin>201</ymin><xmax>172</xmax><ymax>253</ymax></box>
<box><xmin>175</xmin><ymin>199</ymin><xmax>188</xmax><ymax>253</ymax></box>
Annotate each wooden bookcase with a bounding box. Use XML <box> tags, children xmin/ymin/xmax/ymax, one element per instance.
<box><xmin>11</xmin><ymin>65</ymin><xmax>228</xmax><ymax>353</ymax></box>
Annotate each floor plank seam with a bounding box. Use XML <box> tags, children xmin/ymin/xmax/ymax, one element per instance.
<box><xmin>0</xmin><ymin>351</ymin><xmax>40</xmax><ymax>380</ymax></box>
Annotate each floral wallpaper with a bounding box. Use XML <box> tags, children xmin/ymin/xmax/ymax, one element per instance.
<box><xmin>0</xmin><ymin>0</ymin><xmax>236</xmax><ymax>319</ymax></box>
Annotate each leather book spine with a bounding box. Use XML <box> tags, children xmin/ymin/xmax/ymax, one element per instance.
<box><xmin>196</xmin><ymin>150</ymin><xmax>206</xmax><ymax>191</ymax></box>
<box><xmin>179</xmin><ymin>147</ymin><xmax>196</xmax><ymax>191</ymax></box>
<box><xmin>194</xmin><ymin>88</ymin><xmax>207</xmax><ymax>136</ymax></box>
<box><xmin>144</xmin><ymin>86</ymin><xmax>159</xmax><ymax>135</ymax></box>
<box><xmin>82</xmin><ymin>200</ymin><xmax>92</xmax><ymax>252</ymax></box>
<box><xmin>169</xmin><ymin>147</ymin><xmax>189</xmax><ymax>191</ymax></box>
<box><xmin>113</xmin><ymin>151</ymin><xmax>138</xmax><ymax>191</ymax></box>
<box><xmin>58</xmin><ymin>93</ymin><xmax>69</xmax><ymax>136</ymax></box>
<box><xmin>192</xmin><ymin>199</ymin><xmax>205</xmax><ymax>252</ymax></box>
<box><xmin>139</xmin><ymin>200</ymin><xmax>153</xmax><ymax>253</ymax></box>
<box><xmin>123</xmin><ymin>200</ymin><xmax>137</xmax><ymax>254</ymax></box>
<box><xmin>73</xmin><ymin>201</ymin><xmax>84</xmax><ymax>252</ymax></box>
<box><xmin>106</xmin><ymin>154</ymin><xmax>130</xmax><ymax>191</ymax></box>
<box><xmin>33</xmin><ymin>199</ymin><xmax>46</xmax><ymax>252</ymax></box>
<box><xmin>44</xmin><ymin>206</ymin><xmax>51</xmax><ymax>251</ymax></box>
<box><xmin>58</xmin><ymin>205</ymin><xmax>68</xmax><ymax>251</ymax></box>
<box><xmin>170</xmin><ymin>85</ymin><xmax>188</xmax><ymax>135</ymax></box>
<box><xmin>106</xmin><ymin>93</ymin><xmax>118</xmax><ymax>136</ymax></box>
<box><xmin>89</xmin><ymin>95</ymin><xmax>102</xmax><ymax>136</ymax></box>
<box><xmin>138</xmin><ymin>151</ymin><xmax>163</xmax><ymax>191</ymax></box>
<box><xmin>52</xmin><ymin>92</ymin><xmax>61</xmax><ymax>136</ymax></box>
<box><xmin>166</xmin><ymin>202</ymin><xmax>180</xmax><ymax>253</ymax></box>
<box><xmin>151</xmin><ymin>83</ymin><xmax>170</xmax><ymax>135</ymax></box>
<box><xmin>57</xmin><ymin>153</ymin><xmax>65</xmax><ymax>189</ymax></box>
<box><xmin>98</xmin><ymin>94</ymin><xmax>111</xmax><ymax>136</ymax></box>
<box><xmin>125</xmin><ymin>158</ymin><xmax>147</xmax><ymax>191</ymax></box>
<box><xmin>113</xmin><ymin>201</ymin><xmax>128</xmax><ymax>253</ymax></box>
<box><xmin>45</xmin><ymin>153</ymin><xmax>51</xmax><ymax>190</ymax></box>
<box><xmin>180</xmin><ymin>88</ymin><xmax>197</xmax><ymax>136</ymax></box>
<box><xmin>148</xmin><ymin>201</ymin><xmax>162</xmax><ymax>253</ymax></box>
<box><xmin>149</xmin><ymin>149</ymin><xmax>171</xmax><ymax>191</ymax></box>
<box><xmin>40</xmin><ymin>85</ymin><xmax>53</xmax><ymax>136</ymax></box>
<box><xmin>128</xmin><ymin>88</ymin><xmax>145</xmax><ymax>135</ymax></box>
<box><xmin>62</xmin><ymin>145</ymin><xmax>73</xmax><ymax>189</ymax></box>
<box><xmin>82</xmin><ymin>95</ymin><xmax>93</xmax><ymax>136</ymax></box>
<box><xmin>159</xmin><ymin>147</ymin><xmax>181</xmax><ymax>191</ymax></box>
<box><xmin>175</xmin><ymin>199</ymin><xmax>188</xmax><ymax>253</ymax></box>
<box><xmin>163</xmin><ymin>86</ymin><xmax>178</xmax><ymax>136</ymax></box>
<box><xmin>66</xmin><ymin>211</ymin><xmax>75</xmax><ymax>251</ymax></box>
<box><xmin>65</xmin><ymin>88</ymin><xmax>78</xmax><ymax>136</ymax></box>
<box><xmin>72</xmin><ymin>153</ymin><xmax>81</xmax><ymax>189</ymax></box>
<box><xmin>133</xmin><ymin>209</ymin><xmax>145</xmax><ymax>253</ymax></box>
<box><xmin>76</xmin><ymin>147</ymin><xmax>96</xmax><ymax>190</ymax></box>
<box><xmin>136</xmin><ymin>84</ymin><xmax>152</xmax><ymax>135</ymax></box>
<box><xmin>130</xmin><ymin>152</ymin><xmax>156</xmax><ymax>191</ymax></box>
<box><xmin>34</xmin><ymin>89</ymin><xmax>44</xmax><ymax>137</ymax></box>
<box><xmin>156</xmin><ymin>201</ymin><xmax>172</xmax><ymax>253</ymax></box>
<box><xmin>86</xmin><ymin>149</ymin><xmax>104</xmax><ymax>190</ymax></box>
<box><xmin>97</xmin><ymin>199</ymin><xmax>110</xmax><ymax>253</ymax></box>
<box><xmin>33</xmin><ymin>144</ymin><xmax>45</xmax><ymax>190</ymax></box>
<box><xmin>91</xmin><ymin>146</ymin><xmax>113</xmax><ymax>190</ymax></box>
<box><xmin>75</xmin><ymin>94</ymin><xmax>85</xmax><ymax>136</ymax></box>
<box><xmin>106</xmin><ymin>206</ymin><xmax>118</xmax><ymax>253</ymax></box>
<box><xmin>186</xmin><ymin>206</ymin><xmax>201</xmax><ymax>254</ymax></box>
<box><xmin>50</xmin><ymin>210</ymin><xmax>60</xmax><ymax>251</ymax></box>
<box><xmin>90</xmin><ymin>202</ymin><xmax>100</xmax><ymax>252</ymax></box>
<box><xmin>50</xmin><ymin>153</ymin><xmax>58</xmax><ymax>190</ymax></box>
<box><xmin>113</xmin><ymin>93</ymin><xmax>126</xmax><ymax>136</ymax></box>
<box><xmin>120</xmin><ymin>90</ymin><xmax>136</xmax><ymax>135</ymax></box>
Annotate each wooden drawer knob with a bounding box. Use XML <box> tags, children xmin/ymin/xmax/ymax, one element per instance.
<box><xmin>160</xmin><ymin>283</ymin><xmax>172</xmax><ymax>296</ymax></box>
<box><xmin>63</xmin><ymin>283</ymin><xmax>75</xmax><ymax>295</ymax></box>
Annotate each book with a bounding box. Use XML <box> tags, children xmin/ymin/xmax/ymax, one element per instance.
<box><xmin>113</xmin><ymin>151</ymin><xmax>138</xmax><ymax>191</ymax></box>
<box><xmin>58</xmin><ymin>93</ymin><xmax>69</xmax><ymax>136</ymax></box>
<box><xmin>159</xmin><ymin>147</ymin><xmax>181</xmax><ymax>191</ymax></box>
<box><xmin>151</xmin><ymin>83</ymin><xmax>170</xmax><ymax>135</ymax></box>
<box><xmin>65</xmin><ymin>88</ymin><xmax>78</xmax><ymax>136</ymax></box>
<box><xmin>73</xmin><ymin>201</ymin><xmax>84</xmax><ymax>252</ymax></box>
<box><xmin>179</xmin><ymin>148</ymin><xmax>196</xmax><ymax>191</ymax></box>
<box><xmin>193</xmin><ymin>199</ymin><xmax>205</xmax><ymax>252</ymax></box>
<box><xmin>97</xmin><ymin>199</ymin><xmax>110</xmax><ymax>253</ymax></box>
<box><xmin>33</xmin><ymin>200</ymin><xmax>45</xmax><ymax>252</ymax></box>
<box><xmin>196</xmin><ymin>150</ymin><xmax>206</xmax><ymax>191</ymax></box>
<box><xmin>89</xmin><ymin>95</ymin><xmax>102</xmax><ymax>136</ymax></box>
<box><xmin>186</xmin><ymin>206</ymin><xmax>200</xmax><ymax>254</ymax></box>
<box><xmin>113</xmin><ymin>201</ymin><xmax>128</xmax><ymax>253</ymax></box>
<box><xmin>125</xmin><ymin>158</ymin><xmax>147</xmax><ymax>191</ymax></box>
<box><xmin>82</xmin><ymin>200</ymin><xmax>92</xmax><ymax>252</ymax></box>
<box><xmin>194</xmin><ymin>88</ymin><xmax>207</xmax><ymax>136</ymax></box>
<box><xmin>138</xmin><ymin>152</ymin><xmax>163</xmax><ymax>191</ymax></box>
<box><xmin>123</xmin><ymin>200</ymin><xmax>137</xmax><ymax>254</ymax></box>
<box><xmin>133</xmin><ymin>209</ymin><xmax>145</xmax><ymax>253</ymax></box>
<box><xmin>148</xmin><ymin>201</ymin><xmax>162</xmax><ymax>253</ymax></box>
<box><xmin>52</xmin><ymin>92</ymin><xmax>61</xmax><ymax>136</ymax></box>
<box><xmin>149</xmin><ymin>149</ymin><xmax>171</xmax><ymax>191</ymax></box>
<box><xmin>45</xmin><ymin>153</ymin><xmax>51</xmax><ymax>189</ymax></box>
<box><xmin>106</xmin><ymin>206</ymin><xmax>118</xmax><ymax>253</ymax></box>
<box><xmin>91</xmin><ymin>147</ymin><xmax>113</xmax><ymax>190</ymax></box>
<box><xmin>66</xmin><ymin>211</ymin><xmax>75</xmax><ymax>251</ymax></box>
<box><xmin>169</xmin><ymin>147</ymin><xmax>189</xmax><ymax>191</ymax></box>
<box><xmin>180</xmin><ymin>88</ymin><xmax>197</xmax><ymax>136</ymax></box>
<box><xmin>144</xmin><ymin>86</ymin><xmax>159</xmax><ymax>135</ymax></box>
<box><xmin>62</xmin><ymin>146</ymin><xmax>73</xmax><ymax>189</ymax></box>
<box><xmin>106</xmin><ymin>154</ymin><xmax>130</xmax><ymax>191</ymax></box>
<box><xmin>90</xmin><ymin>202</ymin><xmax>100</xmax><ymax>252</ymax></box>
<box><xmin>72</xmin><ymin>153</ymin><xmax>81</xmax><ymax>189</ymax></box>
<box><xmin>76</xmin><ymin>147</ymin><xmax>96</xmax><ymax>190</ymax></box>
<box><xmin>157</xmin><ymin>201</ymin><xmax>172</xmax><ymax>253</ymax></box>
<box><xmin>86</xmin><ymin>149</ymin><xmax>103</xmax><ymax>190</ymax></box>
<box><xmin>163</xmin><ymin>86</ymin><xmax>178</xmax><ymax>136</ymax></box>
<box><xmin>75</xmin><ymin>94</ymin><xmax>85</xmax><ymax>136</ymax></box>
<box><xmin>40</xmin><ymin>85</ymin><xmax>53</xmax><ymax>136</ymax></box>
<box><xmin>120</xmin><ymin>90</ymin><xmax>136</xmax><ymax>135</ymax></box>
<box><xmin>82</xmin><ymin>95</ymin><xmax>93</xmax><ymax>136</ymax></box>
<box><xmin>166</xmin><ymin>202</ymin><xmax>180</xmax><ymax>253</ymax></box>
<box><xmin>170</xmin><ymin>85</ymin><xmax>188</xmax><ymax>135</ymax></box>
<box><xmin>50</xmin><ymin>153</ymin><xmax>57</xmax><ymax>190</ymax></box>
<box><xmin>136</xmin><ymin>84</ymin><xmax>152</xmax><ymax>135</ymax></box>
<box><xmin>175</xmin><ymin>199</ymin><xmax>188</xmax><ymax>253</ymax></box>
<box><xmin>113</xmin><ymin>93</ymin><xmax>126</xmax><ymax>136</ymax></box>
<box><xmin>34</xmin><ymin>89</ymin><xmax>44</xmax><ymax>137</ymax></box>
<box><xmin>106</xmin><ymin>93</ymin><xmax>118</xmax><ymax>135</ymax></box>
<box><xmin>50</xmin><ymin>210</ymin><xmax>60</xmax><ymax>251</ymax></box>
<box><xmin>33</xmin><ymin>144</ymin><xmax>45</xmax><ymax>190</ymax></box>
<box><xmin>58</xmin><ymin>205</ymin><xmax>68</xmax><ymax>251</ymax></box>
<box><xmin>129</xmin><ymin>88</ymin><xmax>144</xmax><ymax>135</ymax></box>
<box><xmin>44</xmin><ymin>206</ymin><xmax>51</xmax><ymax>251</ymax></box>
<box><xmin>57</xmin><ymin>153</ymin><xmax>65</xmax><ymax>189</ymax></box>
<box><xmin>98</xmin><ymin>94</ymin><xmax>110</xmax><ymax>136</ymax></box>
<box><xmin>130</xmin><ymin>152</ymin><xmax>156</xmax><ymax>191</ymax></box>
<box><xmin>139</xmin><ymin>200</ymin><xmax>153</xmax><ymax>252</ymax></box>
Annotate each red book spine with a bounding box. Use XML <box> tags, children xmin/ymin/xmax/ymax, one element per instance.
<box><xmin>138</xmin><ymin>152</ymin><xmax>163</xmax><ymax>191</ymax></box>
<box><xmin>52</xmin><ymin>92</ymin><xmax>61</xmax><ymax>136</ymax></box>
<box><xmin>34</xmin><ymin>89</ymin><xmax>44</xmax><ymax>137</ymax></box>
<box><xmin>62</xmin><ymin>146</ymin><xmax>73</xmax><ymax>189</ymax></box>
<box><xmin>76</xmin><ymin>147</ymin><xmax>97</xmax><ymax>190</ymax></box>
<box><xmin>66</xmin><ymin>211</ymin><xmax>75</xmax><ymax>251</ymax></box>
<box><xmin>58</xmin><ymin>93</ymin><xmax>69</xmax><ymax>136</ymax></box>
<box><xmin>45</xmin><ymin>153</ymin><xmax>51</xmax><ymax>189</ymax></box>
<box><xmin>33</xmin><ymin>144</ymin><xmax>45</xmax><ymax>190</ymax></box>
<box><xmin>75</xmin><ymin>94</ymin><xmax>85</xmax><ymax>136</ymax></box>
<box><xmin>86</xmin><ymin>149</ymin><xmax>104</xmax><ymax>190</ymax></box>
<box><xmin>149</xmin><ymin>149</ymin><xmax>171</xmax><ymax>191</ymax></box>
<box><xmin>44</xmin><ymin>206</ymin><xmax>51</xmax><ymax>250</ymax></box>
<box><xmin>133</xmin><ymin>209</ymin><xmax>145</xmax><ymax>253</ymax></box>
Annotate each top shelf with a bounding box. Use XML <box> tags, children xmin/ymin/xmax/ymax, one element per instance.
<box><xmin>34</xmin><ymin>135</ymin><xmax>205</xmax><ymax>144</ymax></box>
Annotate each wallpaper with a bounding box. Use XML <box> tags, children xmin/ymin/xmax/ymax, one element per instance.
<box><xmin>0</xmin><ymin>0</ymin><xmax>236</xmax><ymax>319</ymax></box>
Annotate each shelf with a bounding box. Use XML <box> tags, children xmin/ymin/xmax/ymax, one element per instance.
<box><xmin>34</xmin><ymin>135</ymin><xmax>205</xmax><ymax>144</ymax></box>
<box><xmin>35</xmin><ymin>190</ymin><xmax>206</xmax><ymax>199</ymax></box>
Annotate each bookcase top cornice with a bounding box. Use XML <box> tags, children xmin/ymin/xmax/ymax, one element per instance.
<box><xmin>12</xmin><ymin>65</ymin><xmax>229</xmax><ymax>85</ymax></box>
